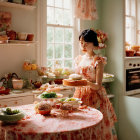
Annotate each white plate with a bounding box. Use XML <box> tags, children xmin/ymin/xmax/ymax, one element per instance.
<box><xmin>32</xmin><ymin>90</ymin><xmax>43</xmax><ymax>94</ymax></box>
<box><xmin>10</xmin><ymin>90</ymin><xmax>24</xmax><ymax>94</ymax></box>
<box><xmin>37</xmin><ymin>93</ymin><xmax>63</xmax><ymax>101</ymax></box>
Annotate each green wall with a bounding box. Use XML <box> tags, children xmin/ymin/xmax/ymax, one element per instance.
<box><xmin>100</xmin><ymin>0</ymin><xmax>140</xmax><ymax>140</ymax></box>
<box><xmin>81</xmin><ymin>0</ymin><xmax>140</xmax><ymax>139</ymax></box>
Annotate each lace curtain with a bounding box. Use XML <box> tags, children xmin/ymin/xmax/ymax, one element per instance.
<box><xmin>74</xmin><ymin>0</ymin><xmax>98</xmax><ymax>20</ymax></box>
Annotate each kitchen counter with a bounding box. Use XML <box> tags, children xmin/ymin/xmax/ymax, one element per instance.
<box><xmin>0</xmin><ymin>87</ymin><xmax>114</xmax><ymax>108</ymax></box>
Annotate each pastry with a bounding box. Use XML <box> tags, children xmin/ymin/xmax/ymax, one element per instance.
<box><xmin>126</xmin><ymin>49</ymin><xmax>135</xmax><ymax>57</ymax></box>
<box><xmin>135</xmin><ymin>51</ymin><xmax>140</xmax><ymax>56</ymax></box>
<box><xmin>63</xmin><ymin>74</ymin><xmax>87</xmax><ymax>86</ymax></box>
<box><xmin>35</xmin><ymin>101</ymin><xmax>52</xmax><ymax>115</ymax></box>
<box><xmin>0</xmin><ymin>35</ymin><xmax>8</xmax><ymax>41</ymax></box>
<box><xmin>131</xmin><ymin>45</ymin><xmax>140</xmax><ymax>51</ymax></box>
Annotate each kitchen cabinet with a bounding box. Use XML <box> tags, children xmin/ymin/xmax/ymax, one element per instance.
<box><xmin>0</xmin><ymin>90</ymin><xmax>34</xmax><ymax>108</ymax></box>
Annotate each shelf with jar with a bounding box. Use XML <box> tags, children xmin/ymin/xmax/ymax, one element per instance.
<box><xmin>0</xmin><ymin>31</ymin><xmax>38</xmax><ymax>47</ymax></box>
<box><xmin>0</xmin><ymin>1</ymin><xmax>36</xmax><ymax>10</ymax></box>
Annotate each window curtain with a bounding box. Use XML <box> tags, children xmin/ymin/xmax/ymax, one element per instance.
<box><xmin>74</xmin><ymin>0</ymin><xmax>98</xmax><ymax>20</ymax></box>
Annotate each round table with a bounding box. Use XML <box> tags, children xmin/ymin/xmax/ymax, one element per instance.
<box><xmin>0</xmin><ymin>104</ymin><xmax>103</xmax><ymax>140</ymax></box>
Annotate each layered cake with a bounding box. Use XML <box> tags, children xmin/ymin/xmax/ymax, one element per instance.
<box><xmin>63</xmin><ymin>74</ymin><xmax>87</xmax><ymax>86</ymax></box>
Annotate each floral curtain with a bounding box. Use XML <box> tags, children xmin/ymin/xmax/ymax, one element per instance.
<box><xmin>74</xmin><ymin>0</ymin><xmax>98</xmax><ymax>20</ymax></box>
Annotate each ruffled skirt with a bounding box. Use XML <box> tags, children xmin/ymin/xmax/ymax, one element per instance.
<box><xmin>74</xmin><ymin>86</ymin><xmax>118</xmax><ymax>140</ymax></box>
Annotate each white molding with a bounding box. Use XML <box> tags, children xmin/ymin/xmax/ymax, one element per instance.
<box><xmin>36</xmin><ymin>0</ymin><xmax>47</xmax><ymax>67</ymax></box>
<box><xmin>123</xmin><ymin>0</ymin><xmax>126</xmax><ymax>96</ymax></box>
<box><xmin>36</xmin><ymin>0</ymin><xmax>41</xmax><ymax>66</ymax></box>
<box><xmin>37</xmin><ymin>0</ymin><xmax>80</xmax><ymax>68</ymax></box>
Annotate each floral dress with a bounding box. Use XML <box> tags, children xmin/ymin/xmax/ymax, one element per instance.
<box><xmin>73</xmin><ymin>55</ymin><xmax>117</xmax><ymax>140</ymax></box>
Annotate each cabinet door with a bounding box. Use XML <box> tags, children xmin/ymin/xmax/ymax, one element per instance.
<box><xmin>21</xmin><ymin>95</ymin><xmax>34</xmax><ymax>105</ymax></box>
<box><xmin>0</xmin><ymin>98</ymin><xmax>23</xmax><ymax>108</ymax></box>
<box><xmin>0</xmin><ymin>95</ymin><xmax>34</xmax><ymax>108</ymax></box>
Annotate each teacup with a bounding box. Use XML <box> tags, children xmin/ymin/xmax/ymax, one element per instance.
<box><xmin>17</xmin><ymin>32</ymin><xmax>27</xmax><ymax>41</ymax></box>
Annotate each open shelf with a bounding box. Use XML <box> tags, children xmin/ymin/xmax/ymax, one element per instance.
<box><xmin>107</xmin><ymin>94</ymin><xmax>115</xmax><ymax>99</ymax></box>
<box><xmin>0</xmin><ymin>40</ymin><xmax>38</xmax><ymax>47</ymax></box>
<box><xmin>0</xmin><ymin>1</ymin><xmax>36</xmax><ymax>10</ymax></box>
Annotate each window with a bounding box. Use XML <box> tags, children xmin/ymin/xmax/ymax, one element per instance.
<box><xmin>125</xmin><ymin>0</ymin><xmax>140</xmax><ymax>45</ymax></box>
<box><xmin>125</xmin><ymin>0</ymin><xmax>136</xmax><ymax>45</ymax></box>
<box><xmin>46</xmin><ymin>0</ymin><xmax>75</xmax><ymax>68</ymax></box>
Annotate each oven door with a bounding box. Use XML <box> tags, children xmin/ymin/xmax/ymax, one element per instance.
<box><xmin>126</xmin><ymin>68</ymin><xmax>140</xmax><ymax>91</ymax></box>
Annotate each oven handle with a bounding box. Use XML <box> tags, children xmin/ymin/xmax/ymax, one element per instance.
<box><xmin>129</xmin><ymin>70</ymin><xmax>140</xmax><ymax>73</ymax></box>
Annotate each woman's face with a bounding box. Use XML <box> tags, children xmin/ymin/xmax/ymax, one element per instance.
<box><xmin>79</xmin><ymin>37</ymin><xmax>96</xmax><ymax>53</ymax></box>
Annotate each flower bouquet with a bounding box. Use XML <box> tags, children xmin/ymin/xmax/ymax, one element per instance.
<box><xmin>91</xmin><ymin>28</ymin><xmax>108</xmax><ymax>49</ymax></box>
<box><xmin>96</xmin><ymin>29</ymin><xmax>108</xmax><ymax>49</ymax></box>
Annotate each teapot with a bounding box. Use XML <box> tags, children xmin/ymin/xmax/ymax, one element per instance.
<box><xmin>0</xmin><ymin>73</ymin><xmax>18</xmax><ymax>88</ymax></box>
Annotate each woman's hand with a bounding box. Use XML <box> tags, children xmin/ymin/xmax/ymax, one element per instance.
<box><xmin>87</xmin><ymin>80</ymin><xmax>102</xmax><ymax>91</ymax></box>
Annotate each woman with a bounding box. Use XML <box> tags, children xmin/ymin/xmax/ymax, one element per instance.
<box><xmin>73</xmin><ymin>29</ymin><xmax>117</xmax><ymax>140</ymax></box>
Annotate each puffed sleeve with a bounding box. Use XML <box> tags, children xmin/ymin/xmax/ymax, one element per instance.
<box><xmin>94</xmin><ymin>55</ymin><xmax>107</xmax><ymax>67</ymax></box>
<box><xmin>74</xmin><ymin>55</ymin><xmax>82</xmax><ymax>74</ymax></box>
<box><xmin>74</xmin><ymin>55</ymin><xmax>82</xmax><ymax>67</ymax></box>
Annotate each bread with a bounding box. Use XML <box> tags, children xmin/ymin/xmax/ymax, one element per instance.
<box><xmin>135</xmin><ymin>51</ymin><xmax>140</xmax><ymax>56</ymax></box>
<box><xmin>0</xmin><ymin>35</ymin><xmax>8</xmax><ymax>41</ymax></box>
<box><xmin>131</xmin><ymin>45</ymin><xmax>140</xmax><ymax>51</ymax></box>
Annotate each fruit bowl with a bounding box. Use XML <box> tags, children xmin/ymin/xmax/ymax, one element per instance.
<box><xmin>32</xmin><ymin>81</ymin><xmax>42</xmax><ymax>88</ymax></box>
<box><xmin>0</xmin><ymin>108</ymin><xmax>25</xmax><ymax>123</ymax></box>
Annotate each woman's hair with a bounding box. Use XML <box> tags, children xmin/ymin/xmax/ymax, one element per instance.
<box><xmin>79</xmin><ymin>29</ymin><xmax>99</xmax><ymax>46</ymax></box>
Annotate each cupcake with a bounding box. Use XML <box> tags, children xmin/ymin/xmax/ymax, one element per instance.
<box><xmin>35</xmin><ymin>101</ymin><xmax>52</xmax><ymax>115</ymax></box>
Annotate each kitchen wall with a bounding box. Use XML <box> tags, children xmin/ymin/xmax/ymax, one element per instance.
<box><xmin>0</xmin><ymin>6</ymin><xmax>37</xmax><ymax>79</ymax></box>
<box><xmin>100</xmin><ymin>0</ymin><xmax>140</xmax><ymax>140</ymax></box>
